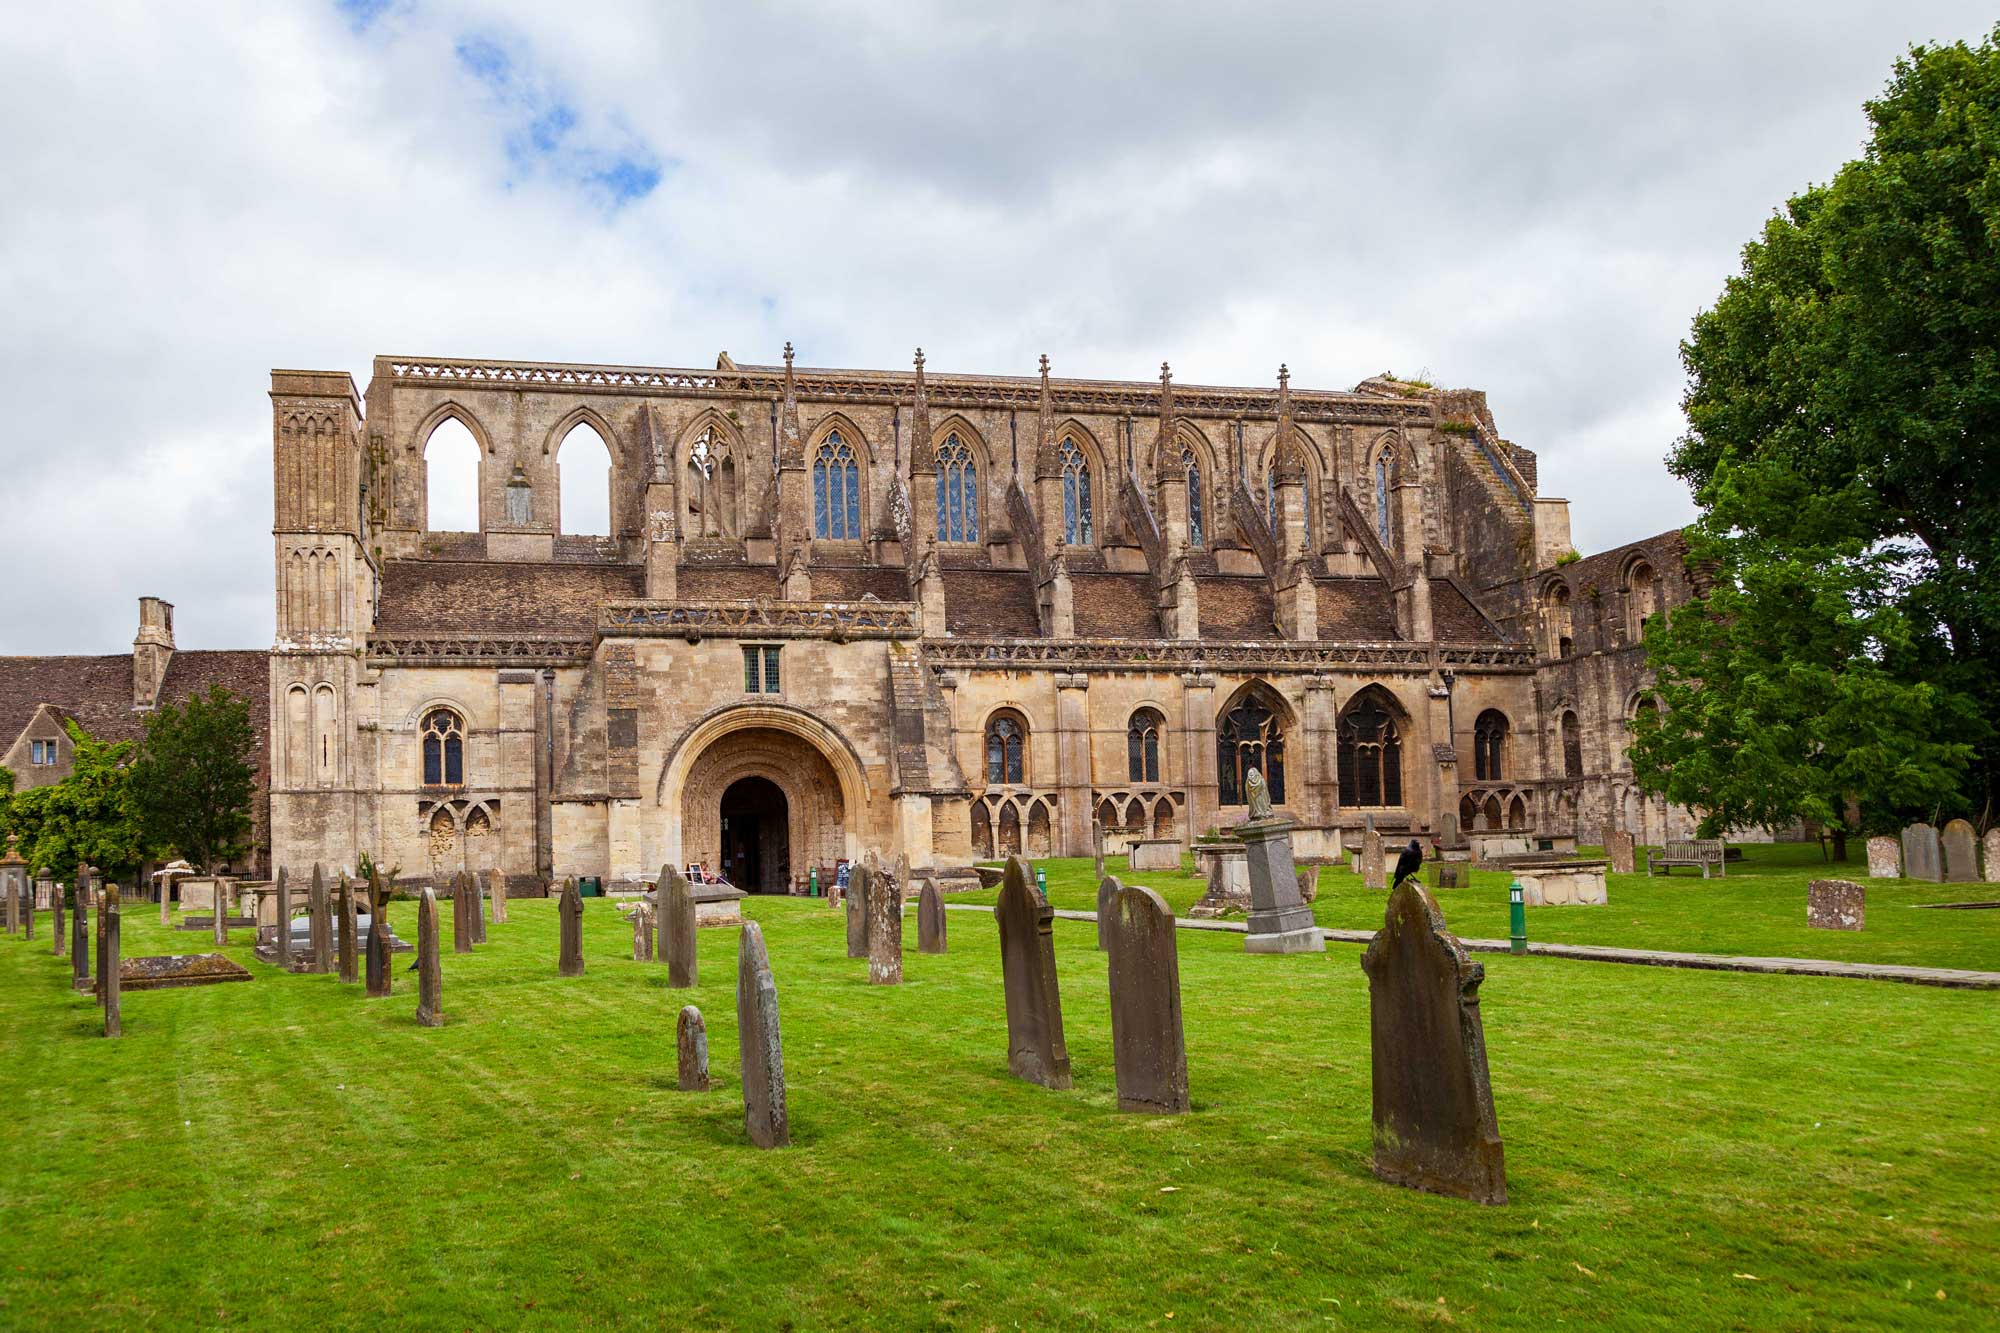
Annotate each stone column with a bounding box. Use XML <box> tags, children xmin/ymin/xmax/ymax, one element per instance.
<box><xmin>1180</xmin><ymin>674</ymin><xmax>1219</xmax><ymax>842</ymax></box>
<box><xmin>1053</xmin><ymin>673</ymin><xmax>1092</xmax><ymax>856</ymax></box>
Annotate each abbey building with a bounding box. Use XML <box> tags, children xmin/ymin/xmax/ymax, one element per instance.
<box><xmin>261</xmin><ymin>348</ymin><xmax>1695</xmax><ymax>892</ymax></box>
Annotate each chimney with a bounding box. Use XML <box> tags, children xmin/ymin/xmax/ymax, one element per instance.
<box><xmin>133</xmin><ymin>596</ymin><xmax>175</xmax><ymax>710</ymax></box>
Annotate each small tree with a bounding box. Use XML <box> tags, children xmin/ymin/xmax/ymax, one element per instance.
<box><xmin>130</xmin><ymin>685</ymin><xmax>257</xmax><ymax>874</ymax></box>
<box><xmin>11</xmin><ymin>722</ymin><xmax>146</xmax><ymax>886</ymax></box>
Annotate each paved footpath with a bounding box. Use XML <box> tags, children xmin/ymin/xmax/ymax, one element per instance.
<box><xmin>935</xmin><ymin>902</ymin><xmax>2000</xmax><ymax>991</ymax></box>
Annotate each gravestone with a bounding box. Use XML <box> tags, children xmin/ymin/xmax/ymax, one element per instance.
<box><xmin>212</xmin><ymin>877</ymin><xmax>230</xmax><ymax>947</ymax></box>
<box><xmin>558</xmin><ymin>878</ymin><xmax>585</xmax><ymax>977</ymax></box>
<box><xmin>1361</xmin><ymin>826</ymin><xmax>1386</xmax><ymax>891</ymax></box>
<box><xmin>736</xmin><ymin>920</ymin><xmax>789</xmax><ymax>1148</ymax></box>
<box><xmin>867</xmin><ymin>867</ymin><xmax>903</xmax><ymax>985</ymax></box>
<box><xmin>1866</xmin><ymin>836</ymin><xmax>1900</xmax><ymax>879</ymax></box>
<box><xmin>660</xmin><ymin>868</ymin><xmax>697</xmax><ymax>989</ymax></box>
<box><xmin>1901</xmin><ymin>823</ymin><xmax>1942</xmax><ymax>883</ymax></box>
<box><xmin>49</xmin><ymin>875</ymin><xmax>64</xmax><ymax>958</ymax></box>
<box><xmin>4</xmin><ymin>869</ymin><xmax>16</xmax><ymax>934</ymax></box>
<box><xmin>71</xmin><ymin>879</ymin><xmax>91</xmax><ymax>992</ymax></box>
<box><xmin>1359</xmin><ymin>877</ymin><xmax>1508</xmax><ymax>1205</ymax></box>
<box><xmin>1234</xmin><ymin>778</ymin><xmax>1325</xmax><ymax>955</ymax></box>
<box><xmin>1941</xmin><ymin>819</ymin><xmax>1978</xmax><ymax>883</ymax></box>
<box><xmin>309</xmin><ymin>864</ymin><xmax>332</xmax><ymax>973</ymax></box>
<box><xmin>1433</xmin><ymin>863</ymin><xmax>1468</xmax><ymax>890</ymax></box>
<box><xmin>365</xmin><ymin>869</ymin><xmax>392</xmax><ymax>998</ymax></box>
<box><xmin>918</xmin><ymin>878</ymin><xmax>947</xmax><ymax>954</ymax></box>
<box><xmin>1605</xmin><ymin>829</ymin><xmax>1636</xmax><ymax>875</ymax></box>
<box><xmin>1092</xmin><ymin>820</ymin><xmax>1106</xmax><ymax>884</ymax></box>
<box><xmin>845</xmin><ymin>862</ymin><xmax>872</xmax><ymax>959</ymax></box>
<box><xmin>1807</xmin><ymin>879</ymin><xmax>1865</xmax><ymax>931</ymax></box>
<box><xmin>1096</xmin><ymin>875</ymin><xmax>1118</xmax><ymax>951</ymax></box>
<box><xmin>469</xmin><ymin>872</ymin><xmax>488</xmax><ymax>944</ymax></box>
<box><xmin>102</xmin><ymin>886</ymin><xmax>121</xmax><ymax>1039</ymax></box>
<box><xmin>274</xmin><ymin>867</ymin><xmax>292</xmax><ymax>968</ymax></box>
<box><xmin>95</xmin><ymin>883</ymin><xmax>110</xmax><ymax>1005</ymax></box>
<box><xmin>632</xmin><ymin>903</ymin><xmax>654</xmax><ymax>961</ymax></box>
<box><xmin>678</xmin><ymin>1005</ymin><xmax>710</xmax><ymax>1092</ymax></box>
<box><xmin>453</xmin><ymin>872</ymin><xmax>474</xmax><ymax>955</ymax></box>
<box><xmin>416</xmin><ymin>887</ymin><xmax>444</xmax><ymax>1028</ymax></box>
<box><xmin>489</xmin><ymin>867</ymin><xmax>508</xmax><ymax>924</ymax></box>
<box><xmin>1986</xmin><ymin>829</ymin><xmax>2000</xmax><ymax>884</ymax></box>
<box><xmin>1440</xmin><ymin>811</ymin><xmax>1462</xmax><ymax>848</ymax></box>
<box><xmin>994</xmin><ymin>856</ymin><xmax>1071</xmax><ymax>1089</ymax></box>
<box><xmin>1103</xmin><ymin>880</ymin><xmax>1188</xmax><ymax>1114</ymax></box>
<box><xmin>1296</xmin><ymin>865</ymin><xmax>1319</xmax><ymax>904</ymax></box>
<box><xmin>20</xmin><ymin>874</ymin><xmax>33</xmax><ymax>942</ymax></box>
<box><xmin>336</xmin><ymin>873</ymin><xmax>358</xmax><ymax>984</ymax></box>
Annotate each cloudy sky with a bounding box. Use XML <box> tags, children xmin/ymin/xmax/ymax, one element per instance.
<box><xmin>2</xmin><ymin>1</ymin><xmax>1992</xmax><ymax>652</ymax></box>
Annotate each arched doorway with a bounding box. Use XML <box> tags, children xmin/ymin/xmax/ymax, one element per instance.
<box><xmin>721</xmin><ymin>776</ymin><xmax>790</xmax><ymax>894</ymax></box>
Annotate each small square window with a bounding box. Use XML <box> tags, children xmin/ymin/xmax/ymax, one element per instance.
<box><xmin>30</xmin><ymin>740</ymin><xmax>55</xmax><ymax>765</ymax></box>
<box><xmin>762</xmin><ymin>646</ymin><xmax>781</xmax><ymax>693</ymax></box>
<box><xmin>742</xmin><ymin>645</ymin><xmax>782</xmax><ymax>694</ymax></box>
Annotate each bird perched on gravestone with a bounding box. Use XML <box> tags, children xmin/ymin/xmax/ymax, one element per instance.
<box><xmin>1391</xmin><ymin>839</ymin><xmax>1423</xmax><ymax>889</ymax></box>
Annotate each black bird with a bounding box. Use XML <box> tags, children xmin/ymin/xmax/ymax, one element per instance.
<box><xmin>1391</xmin><ymin>839</ymin><xmax>1423</xmax><ymax>889</ymax></box>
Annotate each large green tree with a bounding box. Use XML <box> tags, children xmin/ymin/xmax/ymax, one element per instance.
<box><xmin>9</xmin><ymin>722</ymin><xmax>147</xmax><ymax>884</ymax></box>
<box><xmin>1638</xmin><ymin>29</ymin><xmax>2000</xmax><ymax>834</ymax></box>
<box><xmin>129</xmin><ymin>685</ymin><xmax>257</xmax><ymax>874</ymax></box>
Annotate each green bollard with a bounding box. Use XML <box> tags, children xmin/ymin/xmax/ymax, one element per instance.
<box><xmin>1508</xmin><ymin>879</ymin><xmax>1527</xmax><ymax>955</ymax></box>
<box><xmin>1034</xmin><ymin>867</ymin><xmax>1049</xmax><ymax>902</ymax></box>
<box><xmin>809</xmin><ymin>866</ymin><xmax>819</xmax><ymax>898</ymax></box>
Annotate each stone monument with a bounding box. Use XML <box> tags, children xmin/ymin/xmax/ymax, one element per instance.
<box><xmin>867</xmin><ymin>867</ymin><xmax>903</xmax><ymax>986</ymax></box>
<box><xmin>1866</xmin><ymin>836</ymin><xmax>1900</xmax><ymax>879</ymax></box>
<box><xmin>1901</xmin><ymin>823</ymin><xmax>1942</xmax><ymax>883</ymax></box>
<box><xmin>71</xmin><ymin>876</ymin><xmax>91</xmax><ymax>992</ymax></box>
<box><xmin>50</xmin><ymin>873</ymin><xmax>64</xmax><ymax>958</ymax></box>
<box><xmin>994</xmin><ymin>856</ymin><xmax>1071</xmax><ymax>1089</ymax></box>
<box><xmin>660</xmin><ymin>867</ymin><xmax>697</xmax><ymax>989</ymax></box>
<box><xmin>845</xmin><ymin>862</ymin><xmax>872</xmax><ymax>959</ymax></box>
<box><xmin>308</xmin><ymin>864</ymin><xmax>331</xmax><ymax>973</ymax></box>
<box><xmin>736</xmin><ymin>920</ymin><xmax>789</xmax><ymax>1148</ymax></box>
<box><xmin>1361</xmin><ymin>822</ymin><xmax>1387</xmax><ymax>891</ymax></box>
<box><xmin>1986</xmin><ymin>828</ymin><xmax>2000</xmax><ymax>884</ymax></box>
<box><xmin>1232</xmin><ymin>769</ymin><xmax>1325</xmax><ymax>955</ymax></box>
<box><xmin>1096</xmin><ymin>875</ymin><xmax>1118</xmax><ymax>950</ymax></box>
<box><xmin>1604</xmin><ymin>828</ymin><xmax>1635</xmax><ymax>875</ymax></box>
<box><xmin>365</xmin><ymin>869</ymin><xmax>392</xmax><ymax>998</ymax></box>
<box><xmin>453</xmin><ymin>872</ymin><xmax>475</xmax><ymax>955</ymax></box>
<box><xmin>468</xmin><ymin>872</ymin><xmax>488</xmax><ymax>944</ymax></box>
<box><xmin>632</xmin><ymin>903</ymin><xmax>654</xmax><ymax>962</ymax></box>
<box><xmin>101</xmin><ymin>886</ymin><xmax>122</xmax><ymax>1038</ymax></box>
<box><xmin>1103</xmin><ymin>880</ymin><xmax>1188</xmax><ymax>1114</ymax></box>
<box><xmin>1807</xmin><ymin>879</ymin><xmax>1865</xmax><ymax>931</ymax></box>
<box><xmin>416</xmin><ymin>887</ymin><xmax>443</xmax><ymax>1027</ymax></box>
<box><xmin>918</xmin><ymin>878</ymin><xmax>947</xmax><ymax>954</ymax></box>
<box><xmin>1359</xmin><ymin>877</ymin><xmax>1507</xmax><ymax>1205</ymax></box>
<box><xmin>1092</xmin><ymin>820</ymin><xmax>1106</xmax><ymax>884</ymax></box>
<box><xmin>489</xmin><ymin>866</ymin><xmax>509</xmax><ymax>924</ymax></box>
<box><xmin>274</xmin><ymin>867</ymin><xmax>291</xmax><ymax>968</ymax></box>
<box><xmin>336</xmin><ymin>873</ymin><xmax>358</xmax><ymax>984</ymax></box>
<box><xmin>678</xmin><ymin>1005</ymin><xmax>709</xmax><ymax>1092</ymax></box>
<box><xmin>1941</xmin><ymin>819</ymin><xmax>1978</xmax><ymax>883</ymax></box>
<box><xmin>558</xmin><ymin>877</ymin><xmax>585</xmax><ymax>977</ymax></box>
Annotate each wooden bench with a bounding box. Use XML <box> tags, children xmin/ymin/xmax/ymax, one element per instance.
<box><xmin>1647</xmin><ymin>838</ymin><xmax>1727</xmax><ymax>878</ymax></box>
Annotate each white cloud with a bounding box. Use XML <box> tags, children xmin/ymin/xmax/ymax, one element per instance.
<box><xmin>1</xmin><ymin>0</ymin><xmax>1993</xmax><ymax>650</ymax></box>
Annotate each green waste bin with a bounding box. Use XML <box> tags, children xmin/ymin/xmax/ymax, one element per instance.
<box><xmin>579</xmin><ymin>876</ymin><xmax>602</xmax><ymax>898</ymax></box>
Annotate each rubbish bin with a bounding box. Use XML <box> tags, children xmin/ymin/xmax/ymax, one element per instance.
<box><xmin>579</xmin><ymin>876</ymin><xmax>602</xmax><ymax>898</ymax></box>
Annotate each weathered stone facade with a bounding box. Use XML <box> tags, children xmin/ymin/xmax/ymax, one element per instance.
<box><xmin>264</xmin><ymin>349</ymin><xmax>1693</xmax><ymax>889</ymax></box>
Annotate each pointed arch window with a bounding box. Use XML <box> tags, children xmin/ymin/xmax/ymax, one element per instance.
<box><xmin>1060</xmin><ymin>437</ymin><xmax>1093</xmax><ymax>545</ymax></box>
<box><xmin>422</xmin><ymin>708</ymin><xmax>465</xmax><ymax>788</ymax></box>
<box><xmin>936</xmin><ymin>432</ymin><xmax>980</xmax><ymax>543</ymax></box>
<box><xmin>1183</xmin><ymin>445</ymin><xmax>1204</xmax><ymax>548</ymax></box>
<box><xmin>813</xmin><ymin>430</ymin><xmax>860</xmax><ymax>539</ymax></box>
<box><xmin>1338</xmin><ymin>691</ymin><xmax>1402</xmax><ymax>807</ymax></box>
<box><xmin>1472</xmin><ymin>709</ymin><xmax>1508</xmax><ymax>782</ymax></box>
<box><xmin>985</xmin><ymin>712</ymin><xmax>1026</xmax><ymax>786</ymax></box>
<box><xmin>1128</xmin><ymin>708</ymin><xmax>1164</xmax><ymax>783</ymax></box>
<box><xmin>1561</xmin><ymin>710</ymin><xmax>1583</xmax><ymax>779</ymax></box>
<box><xmin>686</xmin><ymin>424</ymin><xmax>739</xmax><ymax>538</ymax></box>
<box><xmin>1218</xmin><ymin>693</ymin><xmax>1285</xmax><ymax>806</ymax></box>
<box><xmin>1374</xmin><ymin>452</ymin><xmax>1391</xmax><ymax>545</ymax></box>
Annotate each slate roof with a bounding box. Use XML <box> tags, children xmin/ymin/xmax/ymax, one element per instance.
<box><xmin>375</xmin><ymin>560</ymin><xmax>643</xmax><ymax>634</ymax></box>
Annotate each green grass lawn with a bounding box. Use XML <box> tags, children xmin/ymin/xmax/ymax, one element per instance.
<box><xmin>977</xmin><ymin>843</ymin><xmax>2000</xmax><ymax>973</ymax></box>
<box><xmin>2</xmin><ymin>889</ymin><xmax>1996</xmax><ymax>1328</ymax></box>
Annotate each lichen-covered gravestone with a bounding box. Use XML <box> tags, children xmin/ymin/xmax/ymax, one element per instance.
<box><xmin>660</xmin><ymin>867</ymin><xmax>696</xmax><ymax>989</ymax></box>
<box><xmin>845</xmin><ymin>862</ymin><xmax>873</xmax><ymax>959</ymax></box>
<box><xmin>632</xmin><ymin>903</ymin><xmax>654</xmax><ymax>962</ymax></box>
<box><xmin>1901</xmin><ymin>823</ymin><xmax>1942</xmax><ymax>883</ymax></box>
<box><xmin>736</xmin><ymin>920</ymin><xmax>788</xmax><ymax>1148</ymax></box>
<box><xmin>994</xmin><ymin>856</ymin><xmax>1071</xmax><ymax>1089</ymax></box>
<box><xmin>415</xmin><ymin>887</ymin><xmax>444</xmax><ymax>1028</ymax></box>
<box><xmin>1807</xmin><ymin>879</ymin><xmax>1865</xmax><ymax>931</ymax></box>
<box><xmin>102</xmin><ymin>886</ymin><xmax>122</xmax><ymax>1039</ymax></box>
<box><xmin>71</xmin><ymin>879</ymin><xmax>91</xmax><ymax>992</ymax></box>
<box><xmin>274</xmin><ymin>867</ymin><xmax>292</xmax><ymax>968</ymax></box>
<box><xmin>468</xmin><ymin>873</ymin><xmax>487</xmax><ymax>945</ymax></box>
<box><xmin>1096</xmin><ymin>875</ymin><xmax>1119</xmax><ymax>951</ymax></box>
<box><xmin>1359</xmin><ymin>877</ymin><xmax>1508</xmax><ymax>1205</ymax></box>
<box><xmin>867</xmin><ymin>866</ymin><xmax>903</xmax><ymax>985</ymax></box>
<box><xmin>1986</xmin><ymin>829</ymin><xmax>2000</xmax><ymax>884</ymax></box>
<box><xmin>1361</xmin><ymin>826</ymin><xmax>1386</xmax><ymax>891</ymax></box>
<box><xmin>558</xmin><ymin>877</ymin><xmax>585</xmax><ymax>977</ymax></box>
<box><xmin>336</xmin><ymin>873</ymin><xmax>358</xmax><ymax>984</ymax></box>
<box><xmin>1296</xmin><ymin>865</ymin><xmax>1319</xmax><ymax>904</ymax></box>
<box><xmin>309</xmin><ymin>864</ymin><xmax>332</xmax><ymax>973</ymax></box>
<box><xmin>453</xmin><ymin>872</ymin><xmax>475</xmax><ymax>955</ymax></box>
<box><xmin>677</xmin><ymin>1005</ymin><xmax>709</xmax><ymax>1092</ymax></box>
<box><xmin>1104</xmin><ymin>880</ymin><xmax>1188</xmax><ymax>1114</ymax></box>
<box><xmin>365</xmin><ymin>868</ymin><xmax>392</xmax><ymax>998</ymax></box>
<box><xmin>1941</xmin><ymin>819</ymin><xmax>1978</xmax><ymax>884</ymax></box>
<box><xmin>1604</xmin><ymin>829</ymin><xmax>1636</xmax><ymax>875</ymax></box>
<box><xmin>50</xmin><ymin>875</ymin><xmax>65</xmax><ymax>958</ymax></box>
<box><xmin>1866</xmin><ymin>836</ymin><xmax>1900</xmax><ymax>879</ymax></box>
<box><xmin>918</xmin><ymin>879</ymin><xmax>947</xmax><ymax>954</ymax></box>
<box><xmin>489</xmin><ymin>867</ymin><xmax>508</xmax><ymax>924</ymax></box>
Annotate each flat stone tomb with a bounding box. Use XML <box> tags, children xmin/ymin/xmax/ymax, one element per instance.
<box><xmin>736</xmin><ymin>921</ymin><xmax>788</xmax><ymax>1148</ymax></box>
<box><xmin>118</xmin><ymin>954</ymin><xmax>254</xmax><ymax>990</ymax></box>
<box><xmin>1359</xmin><ymin>879</ymin><xmax>1508</xmax><ymax>1205</ymax></box>
<box><xmin>1103</xmin><ymin>880</ymin><xmax>1189</xmax><ymax>1114</ymax></box>
<box><xmin>994</xmin><ymin>856</ymin><xmax>1071</xmax><ymax>1089</ymax></box>
<box><xmin>1807</xmin><ymin>879</ymin><xmax>1866</xmax><ymax>931</ymax></box>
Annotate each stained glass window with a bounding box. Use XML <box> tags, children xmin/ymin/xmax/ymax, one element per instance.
<box><xmin>936</xmin><ymin>433</ymin><xmax>979</xmax><ymax>543</ymax></box>
<box><xmin>1059</xmin><ymin>437</ymin><xmax>1093</xmax><ymax>545</ymax></box>
<box><xmin>814</xmin><ymin>430</ymin><xmax>860</xmax><ymax>539</ymax></box>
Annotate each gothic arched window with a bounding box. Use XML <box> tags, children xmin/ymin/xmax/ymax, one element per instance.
<box><xmin>1060</xmin><ymin>437</ymin><xmax>1093</xmax><ymax>545</ymax></box>
<box><xmin>422</xmin><ymin>708</ymin><xmax>464</xmax><ymax>787</ymax></box>
<box><xmin>1561</xmin><ymin>710</ymin><xmax>1583</xmax><ymax>779</ymax></box>
<box><xmin>936</xmin><ymin>432</ymin><xmax>980</xmax><ymax>543</ymax></box>
<box><xmin>985</xmin><ymin>712</ymin><xmax>1026</xmax><ymax>785</ymax></box>
<box><xmin>1217</xmin><ymin>692</ymin><xmax>1285</xmax><ymax>806</ymax></box>
<box><xmin>1128</xmin><ymin>708</ymin><xmax>1164</xmax><ymax>783</ymax></box>
<box><xmin>1473</xmin><ymin>709</ymin><xmax>1508</xmax><ymax>782</ymax></box>
<box><xmin>813</xmin><ymin>430</ymin><xmax>860</xmax><ymax>540</ymax></box>
<box><xmin>1183</xmin><ymin>445</ymin><xmax>1204</xmax><ymax>549</ymax></box>
<box><xmin>686</xmin><ymin>425</ymin><xmax>738</xmax><ymax>538</ymax></box>
<box><xmin>1338</xmin><ymin>690</ymin><xmax>1402</xmax><ymax>807</ymax></box>
<box><xmin>1374</xmin><ymin>452</ymin><xmax>1391</xmax><ymax>546</ymax></box>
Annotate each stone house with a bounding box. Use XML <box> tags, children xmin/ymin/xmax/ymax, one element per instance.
<box><xmin>265</xmin><ymin>348</ymin><xmax>1695</xmax><ymax>892</ymax></box>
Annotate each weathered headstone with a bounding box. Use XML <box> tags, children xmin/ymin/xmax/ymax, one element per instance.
<box><xmin>867</xmin><ymin>868</ymin><xmax>903</xmax><ymax>985</ymax></box>
<box><xmin>1103</xmin><ymin>880</ymin><xmax>1188</xmax><ymax>1114</ymax></box>
<box><xmin>661</xmin><ymin>868</ymin><xmax>696</xmax><ymax>988</ymax></box>
<box><xmin>1361</xmin><ymin>826</ymin><xmax>1386</xmax><ymax>891</ymax></box>
<box><xmin>678</xmin><ymin>1005</ymin><xmax>710</xmax><ymax>1092</ymax></box>
<box><xmin>159</xmin><ymin>867</ymin><xmax>171</xmax><ymax>926</ymax></box>
<box><xmin>1359</xmin><ymin>878</ymin><xmax>1507</xmax><ymax>1205</ymax></box>
<box><xmin>212</xmin><ymin>878</ymin><xmax>230</xmax><ymax>947</ymax></box>
<box><xmin>1440</xmin><ymin>811</ymin><xmax>1461</xmax><ymax>847</ymax></box>
<box><xmin>632</xmin><ymin>903</ymin><xmax>655</xmax><ymax>961</ymax></box>
<box><xmin>489</xmin><ymin>867</ymin><xmax>508</xmax><ymax>924</ymax></box>
<box><xmin>20</xmin><ymin>874</ymin><xmax>33</xmax><ymax>941</ymax></box>
<box><xmin>1941</xmin><ymin>818</ymin><xmax>1978</xmax><ymax>884</ymax></box>
<box><xmin>468</xmin><ymin>872</ymin><xmax>488</xmax><ymax>944</ymax></box>
<box><xmin>558</xmin><ymin>877</ymin><xmax>584</xmax><ymax>977</ymax></box>
<box><xmin>336</xmin><ymin>873</ymin><xmax>358</xmax><ymax>984</ymax></box>
<box><xmin>1431</xmin><ymin>863</ymin><xmax>1468</xmax><ymax>890</ymax></box>
<box><xmin>309</xmin><ymin>864</ymin><xmax>332</xmax><ymax>973</ymax></box>
<box><xmin>102</xmin><ymin>885</ymin><xmax>121</xmax><ymax>1039</ymax></box>
<box><xmin>453</xmin><ymin>872</ymin><xmax>474</xmax><ymax>955</ymax></box>
<box><xmin>1604</xmin><ymin>828</ymin><xmax>1636</xmax><ymax>875</ymax></box>
<box><xmin>918</xmin><ymin>878</ymin><xmax>947</xmax><ymax>954</ymax></box>
<box><xmin>71</xmin><ymin>879</ymin><xmax>91</xmax><ymax>992</ymax></box>
<box><xmin>1096</xmin><ymin>875</ymin><xmax>1118</xmax><ymax>951</ymax></box>
<box><xmin>274</xmin><ymin>867</ymin><xmax>292</xmax><ymax>968</ymax></box>
<box><xmin>1986</xmin><ymin>828</ymin><xmax>2000</xmax><ymax>884</ymax></box>
<box><xmin>1235</xmin><ymin>781</ymin><xmax>1325</xmax><ymax>955</ymax></box>
<box><xmin>1092</xmin><ymin>820</ymin><xmax>1107</xmax><ymax>884</ymax></box>
<box><xmin>4</xmin><ymin>869</ymin><xmax>17</xmax><ymax>934</ymax></box>
<box><xmin>95</xmin><ymin>883</ymin><xmax>110</xmax><ymax>1006</ymax></box>
<box><xmin>845</xmin><ymin>862</ymin><xmax>872</xmax><ymax>959</ymax></box>
<box><xmin>415</xmin><ymin>887</ymin><xmax>444</xmax><ymax>1028</ymax></box>
<box><xmin>736</xmin><ymin>920</ymin><xmax>789</xmax><ymax>1148</ymax></box>
<box><xmin>1807</xmin><ymin>879</ymin><xmax>1865</xmax><ymax>931</ymax></box>
<box><xmin>365</xmin><ymin>868</ymin><xmax>392</xmax><ymax>998</ymax></box>
<box><xmin>994</xmin><ymin>856</ymin><xmax>1071</xmax><ymax>1089</ymax></box>
<box><xmin>1901</xmin><ymin>823</ymin><xmax>1942</xmax><ymax>883</ymax></box>
<box><xmin>49</xmin><ymin>875</ymin><xmax>64</xmax><ymax>958</ymax></box>
<box><xmin>1296</xmin><ymin>865</ymin><xmax>1319</xmax><ymax>904</ymax></box>
<box><xmin>1865</xmin><ymin>836</ymin><xmax>1900</xmax><ymax>878</ymax></box>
